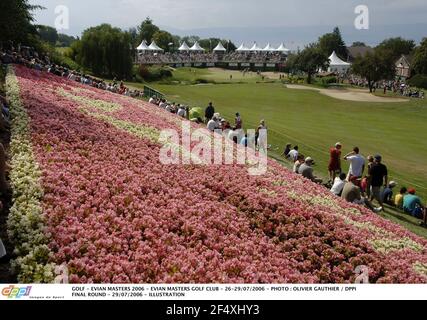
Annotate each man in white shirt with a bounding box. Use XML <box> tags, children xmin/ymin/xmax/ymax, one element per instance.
<box><xmin>207</xmin><ymin>117</ymin><xmax>219</xmax><ymax>132</ymax></box>
<box><xmin>288</xmin><ymin>146</ymin><xmax>299</xmax><ymax>162</ymax></box>
<box><xmin>330</xmin><ymin>173</ymin><xmax>347</xmax><ymax>196</ymax></box>
<box><xmin>159</xmin><ymin>100</ymin><xmax>168</xmax><ymax>109</ymax></box>
<box><xmin>344</xmin><ymin>147</ymin><xmax>365</xmax><ymax>179</ymax></box>
<box><xmin>177</xmin><ymin>106</ymin><xmax>187</xmax><ymax>118</ymax></box>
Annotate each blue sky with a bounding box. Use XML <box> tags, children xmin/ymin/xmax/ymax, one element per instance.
<box><xmin>29</xmin><ymin>0</ymin><xmax>427</xmax><ymax>48</ymax></box>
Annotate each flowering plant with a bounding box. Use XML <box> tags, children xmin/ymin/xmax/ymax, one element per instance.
<box><xmin>7</xmin><ymin>65</ymin><xmax>427</xmax><ymax>283</ymax></box>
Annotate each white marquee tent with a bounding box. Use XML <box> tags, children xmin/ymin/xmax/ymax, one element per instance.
<box><xmin>178</xmin><ymin>42</ymin><xmax>190</xmax><ymax>52</ymax></box>
<box><xmin>236</xmin><ymin>43</ymin><xmax>250</xmax><ymax>52</ymax></box>
<box><xmin>148</xmin><ymin>41</ymin><xmax>164</xmax><ymax>52</ymax></box>
<box><xmin>328</xmin><ymin>51</ymin><xmax>351</xmax><ymax>73</ymax></box>
<box><xmin>250</xmin><ymin>42</ymin><xmax>263</xmax><ymax>52</ymax></box>
<box><xmin>213</xmin><ymin>42</ymin><xmax>227</xmax><ymax>52</ymax></box>
<box><xmin>276</xmin><ymin>43</ymin><xmax>290</xmax><ymax>54</ymax></box>
<box><xmin>190</xmin><ymin>41</ymin><xmax>205</xmax><ymax>52</ymax></box>
<box><xmin>263</xmin><ymin>43</ymin><xmax>276</xmax><ymax>52</ymax></box>
<box><xmin>136</xmin><ymin>41</ymin><xmax>149</xmax><ymax>52</ymax></box>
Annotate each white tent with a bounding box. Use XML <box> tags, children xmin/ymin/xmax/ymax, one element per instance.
<box><xmin>148</xmin><ymin>41</ymin><xmax>164</xmax><ymax>52</ymax></box>
<box><xmin>213</xmin><ymin>42</ymin><xmax>227</xmax><ymax>52</ymax></box>
<box><xmin>328</xmin><ymin>51</ymin><xmax>351</xmax><ymax>73</ymax></box>
<box><xmin>276</xmin><ymin>43</ymin><xmax>290</xmax><ymax>54</ymax></box>
<box><xmin>236</xmin><ymin>43</ymin><xmax>250</xmax><ymax>52</ymax></box>
<box><xmin>137</xmin><ymin>41</ymin><xmax>149</xmax><ymax>52</ymax></box>
<box><xmin>263</xmin><ymin>43</ymin><xmax>276</xmax><ymax>52</ymax></box>
<box><xmin>250</xmin><ymin>42</ymin><xmax>263</xmax><ymax>52</ymax></box>
<box><xmin>190</xmin><ymin>41</ymin><xmax>205</xmax><ymax>52</ymax></box>
<box><xmin>178</xmin><ymin>42</ymin><xmax>190</xmax><ymax>52</ymax></box>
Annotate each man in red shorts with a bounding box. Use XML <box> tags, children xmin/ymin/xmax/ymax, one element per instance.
<box><xmin>328</xmin><ymin>142</ymin><xmax>342</xmax><ymax>183</ymax></box>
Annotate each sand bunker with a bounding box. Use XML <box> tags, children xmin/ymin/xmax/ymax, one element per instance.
<box><xmin>286</xmin><ymin>85</ymin><xmax>409</xmax><ymax>103</ymax></box>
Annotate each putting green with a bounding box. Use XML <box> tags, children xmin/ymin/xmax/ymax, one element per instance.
<box><xmin>153</xmin><ymin>82</ymin><xmax>427</xmax><ymax>201</ymax></box>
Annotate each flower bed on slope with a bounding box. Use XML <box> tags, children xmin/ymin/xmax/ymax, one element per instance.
<box><xmin>8</xmin><ymin>65</ymin><xmax>427</xmax><ymax>283</ymax></box>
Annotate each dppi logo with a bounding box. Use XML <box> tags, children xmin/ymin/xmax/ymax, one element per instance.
<box><xmin>1</xmin><ymin>285</ymin><xmax>32</xmax><ymax>299</ymax></box>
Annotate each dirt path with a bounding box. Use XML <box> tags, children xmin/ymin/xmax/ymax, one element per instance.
<box><xmin>286</xmin><ymin>84</ymin><xmax>409</xmax><ymax>103</ymax></box>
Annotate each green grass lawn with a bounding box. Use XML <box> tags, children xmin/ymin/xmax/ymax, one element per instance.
<box><xmin>122</xmin><ymin>67</ymin><xmax>427</xmax><ymax>237</ymax></box>
<box><xmin>141</xmin><ymin>73</ymin><xmax>427</xmax><ymax>237</ymax></box>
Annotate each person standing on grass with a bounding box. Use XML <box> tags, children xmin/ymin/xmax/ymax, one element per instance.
<box><xmin>365</xmin><ymin>155</ymin><xmax>375</xmax><ymax>198</ymax></box>
<box><xmin>369</xmin><ymin>155</ymin><xmax>388</xmax><ymax>209</ymax></box>
<box><xmin>234</xmin><ymin>113</ymin><xmax>242</xmax><ymax>130</ymax></box>
<box><xmin>205</xmin><ymin>102</ymin><xmax>215</xmax><ymax>123</ymax></box>
<box><xmin>328</xmin><ymin>142</ymin><xmax>342</xmax><ymax>183</ymax></box>
<box><xmin>344</xmin><ymin>147</ymin><xmax>365</xmax><ymax>180</ymax></box>
<box><xmin>257</xmin><ymin>120</ymin><xmax>268</xmax><ymax>153</ymax></box>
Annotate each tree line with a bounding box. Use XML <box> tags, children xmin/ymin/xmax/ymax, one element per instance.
<box><xmin>287</xmin><ymin>27</ymin><xmax>427</xmax><ymax>90</ymax></box>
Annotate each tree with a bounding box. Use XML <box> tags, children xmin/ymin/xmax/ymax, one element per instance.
<box><xmin>412</xmin><ymin>38</ymin><xmax>427</xmax><ymax>75</ymax></box>
<box><xmin>351</xmin><ymin>42</ymin><xmax>366</xmax><ymax>47</ymax></box>
<box><xmin>318</xmin><ymin>27</ymin><xmax>347</xmax><ymax>60</ymax></box>
<box><xmin>37</xmin><ymin>25</ymin><xmax>58</xmax><ymax>45</ymax></box>
<box><xmin>75</xmin><ymin>24</ymin><xmax>133</xmax><ymax>79</ymax></box>
<box><xmin>57</xmin><ymin>33</ymin><xmax>77</xmax><ymax>47</ymax></box>
<box><xmin>181</xmin><ymin>36</ymin><xmax>200</xmax><ymax>47</ymax></box>
<box><xmin>352</xmin><ymin>50</ymin><xmax>395</xmax><ymax>92</ymax></box>
<box><xmin>376</xmin><ymin>37</ymin><xmax>415</xmax><ymax>61</ymax></box>
<box><xmin>0</xmin><ymin>0</ymin><xmax>43</xmax><ymax>45</ymax></box>
<box><xmin>128</xmin><ymin>27</ymin><xmax>139</xmax><ymax>47</ymax></box>
<box><xmin>137</xmin><ymin>18</ymin><xmax>160</xmax><ymax>44</ymax></box>
<box><xmin>294</xmin><ymin>43</ymin><xmax>329</xmax><ymax>84</ymax></box>
<box><xmin>152</xmin><ymin>30</ymin><xmax>174</xmax><ymax>52</ymax></box>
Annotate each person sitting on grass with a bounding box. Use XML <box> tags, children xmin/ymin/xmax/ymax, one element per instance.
<box><xmin>282</xmin><ymin>143</ymin><xmax>292</xmax><ymax>158</ymax></box>
<box><xmin>342</xmin><ymin>176</ymin><xmax>382</xmax><ymax>213</ymax></box>
<box><xmin>207</xmin><ymin>116</ymin><xmax>220</xmax><ymax>132</ymax></box>
<box><xmin>421</xmin><ymin>206</ymin><xmax>427</xmax><ymax>228</ymax></box>
<box><xmin>331</xmin><ymin>172</ymin><xmax>347</xmax><ymax>197</ymax></box>
<box><xmin>288</xmin><ymin>146</ymin><xmax>299</xmax><ymax>162</ymax></box>
<box><xmin>403</xmin><ymin>189</ymin><xmax>424</xmax><ymax>219</ymax></box>
<box><xmin>381</xmin><ymin>181</ymin><xmax>398</xmax><ymax>206</ymax></box>
<box><xmin>394</xmin><ymin>187</ymin><xmax>408</xmax><ymax>210</ymax></box>
<box><xmin>298</xmin><ymin>157</ymin><xmax>322</xmax><ymax>184</ymax></box>
<box><xmin>293</xmin><ymin>154</ymin><xmax>305</xmax><ymax>174</ymax></box>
